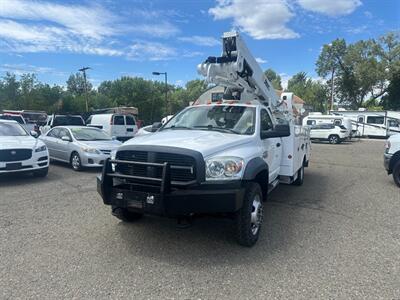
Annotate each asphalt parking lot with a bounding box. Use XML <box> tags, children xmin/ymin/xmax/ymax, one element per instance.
<box><xmin>1</xmin><ymin>140</ymin><xmax>399</xmax><ymax>299</ymax></box>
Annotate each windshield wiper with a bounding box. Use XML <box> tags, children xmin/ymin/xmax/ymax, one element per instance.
<box><xmin>193</xmin><ymin>125</ymin><xmax>241</xmax><ymax>134</ymax></box>
<box><xmin>162</xmin><ymin>125</ymin><xmax>193</xmax><ymax>130</ymax></box>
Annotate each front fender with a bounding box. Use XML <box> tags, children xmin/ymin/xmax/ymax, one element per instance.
<box><xmin>243</xmin><ymin>157</ymin><xmax>268</xmax><ymax>180</ymax></box>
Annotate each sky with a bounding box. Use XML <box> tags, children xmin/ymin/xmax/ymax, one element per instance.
<box><xmin>0</xmin><ymin>0</ymin><xmax>399</xmax><ymax>89</ymax></box>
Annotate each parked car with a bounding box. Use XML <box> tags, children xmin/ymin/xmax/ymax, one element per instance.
<box><xmin>384</xmin><ymin>134</ymin><xmax>400</xmax><ymax>187</ymax></box>
<box><xmin>309</xmin><ymin>124</ymin><xmax>348</xmax><ymax>144</ymax></box>
<box><xmin>86</xmin><ymin>113</ymin><xmax>138</xmax><ymax>141</ymax></box>
<box><xmin>40</xmin><ymin>114</ymin><xmax>85</xmax><ymax>135</ymax></box>
<box><xmin>0</xmin><ymin>114</ymin><xmax>35</xmax><ymax>132</ymax></box>
<box><xmin>40</xmin><ymin>126</ymin><xmax>121</xmax><ymax>171</ymax></box>
<box><xmin>0</xmin><ymin>120</ymin><xmax>49</xmax><ymax>177</ymax></box>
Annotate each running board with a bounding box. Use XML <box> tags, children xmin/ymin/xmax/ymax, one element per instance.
<box><xmin>268</xmin><ymin>179</ymin><xmax>279</xmax><ymax>193</ymax></box>
<box><xmin>279</xmin><ymin>175</ymin><xmax>293</xmax><ymax>185</ymax></box>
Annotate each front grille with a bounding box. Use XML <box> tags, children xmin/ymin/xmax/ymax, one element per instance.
<box><xmin>116</xmin><ymin>150</ymin><xmax>196</xmax><ymax>182</ymax></box>
<box><xmin>0</xmin><ymin>149</ymin><xmax>32</xmax><ymax>162</ymax></box>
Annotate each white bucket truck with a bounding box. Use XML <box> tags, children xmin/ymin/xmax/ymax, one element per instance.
<box><xmin>97</xmin><ymin>32</ymin><xmax>311</xmax><ymax>246</ymax></box>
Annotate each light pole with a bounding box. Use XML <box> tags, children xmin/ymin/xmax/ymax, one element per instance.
<box><xmin>79</xmin><ymin>67</ymin><xmax>91</xmax><ymax>112</ymax></box>
<box><xmin>152</xmin><ymin>71</ymin><xmax>169</xmax><ymax>114</ymax></box>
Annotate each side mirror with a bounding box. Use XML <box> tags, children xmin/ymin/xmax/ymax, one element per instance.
<box><xmin>30</xmin><ymin>131</ymin><xmax>38</xmax><ymax>138</ymax></box>
<box><xmin>261</xmin><ymin>124</ymin><xmax>291</xmax><ymax>139</ymax></box>
<box><xmin>61</xmin><ymin>136</ymin><xmax>71</xmax><ymax>142</ymax></box>
<box><xmin>151</xmin><ymin>122</ymin><xmax>162</xmax><ymax>132</ymax></box>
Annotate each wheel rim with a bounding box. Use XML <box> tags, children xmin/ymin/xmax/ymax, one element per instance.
<box><xmin>72</xmin><ymin>154</ymin><xmax>80</xmax><ymax>169</ymax></box>
<box><xmin>250</xmin><ymin>194</ymin><xmax>263</xmax><ymax>235</ymax></box>
<box><xmin>330</xmin><ymin>136</ymin><xmax>337</xmax><ymax>144</ymax></box>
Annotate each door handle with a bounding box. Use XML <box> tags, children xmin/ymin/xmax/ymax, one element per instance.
<box><xmin>276</xmin><ymin>143</ymin><xmax>281</xmax><ymax>147</ymax></box>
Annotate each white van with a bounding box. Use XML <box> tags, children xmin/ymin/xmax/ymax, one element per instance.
<box><xmin>303</xmin><ymin>113</ymin><xmax>353</xmax><ymax>138</ymax></box>
<box><xmin>87</xmin><ymin>114</ymin><xmax>138</xmax><ymax>141</ymax></box>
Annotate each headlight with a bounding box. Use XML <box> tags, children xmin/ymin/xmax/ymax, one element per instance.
<box><xmin>111</xmin><ymin>150</ymin><xmax>117</xmax><ymax>171</ymax></box>
<box><xmin>206</xmin><ymin>156</ymin><xmax>244</xmax><ymax>180</ymax></box>
<box><xmin>81</xmin><ymin>147</ymin><xmax>101</xmax><ymax>154</ymax></box>
<box><xmin>35</xmin><ymin>145</ymin><xmax>47</xmax><ymax>152</ymax></box>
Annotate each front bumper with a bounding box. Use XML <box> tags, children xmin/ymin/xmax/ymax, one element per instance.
<box><xmin>81</xmin><ymin>152</ymin><xmax>109</xmax><ymax>167</ymax></box>
<box><xmin>97</xmin><ymin>158</ymin><xmax>245</xmax><ymax>216</ymax></box>
<box><xmin>0</xmin><ymin>151</ymin><xmax>49</xmax><ymax>174</ymax></box>
<box><xmin>384</xmin><ymin>153</ymin><xmax>393</xmax><ymax>173</ymax></box>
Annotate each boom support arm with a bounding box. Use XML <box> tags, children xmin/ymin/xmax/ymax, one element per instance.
<box><xmin>197</xmin><ymin>32</ymin><xmax>280</xmax><ymax>108</ymax></box>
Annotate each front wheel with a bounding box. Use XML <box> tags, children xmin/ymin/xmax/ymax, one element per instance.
<box><xmin>328</xmin><ymin>135</ymin><xmax>340</xmax><ymax>144</ymax></box>
<box><xmin>393</xmin><ymin>161</ymin><xmax>400</xmax><ymax>188</ymax></box>
<box><xmin>235</xmin><ymin>182</ymin><xmax>264</xmax><ymax>247</ymax></box>
<box><xmin>71</xmin><ymin>152</ymin><xmax>82</xmax><ymax>171</ymax></box>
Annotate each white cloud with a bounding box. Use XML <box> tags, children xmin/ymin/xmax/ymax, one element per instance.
<box><xmin>209</xmin><ymin>0</ymin><xmax>299</xmax><ymax>39</ymax></box>
<box><xmin>0</xmin><ymin>63</ymin><xmax>65</xmax><ymax>76</ymax></box>
<box><xmin>255</xmin><ymin>57</ymin><xmax>267</xmax><ymax>64</ymax></box>
<box><xmin>0</xmin><ymin>0</ymin><xmax>182</xmax><ymax>60</ymax></box>
<box><xmin>0</xmin><ymin>0</ymin><xmax>118</xmax><ymax>39</ymax></box>
<box><xmin>178</xmin><ymin>36</ymin><xmax>220</xmax><ymax>46</ymax></box>
<box><xmin>127</xmin><ymin>41</ymin><xmax>177</xmax><ymax>61</ymax></box>
<box><xmin>297</xmin><ymin>0</ymin><xmax>362</xmax><ymax>16</ymax></box>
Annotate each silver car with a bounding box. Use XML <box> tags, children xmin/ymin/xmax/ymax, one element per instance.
<box><xmin>40</xmin><ymin>126</ymin><xmax>122</xmax><ymax>171</ymax></box>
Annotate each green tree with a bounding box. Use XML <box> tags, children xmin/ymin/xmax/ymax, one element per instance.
<box><xmin>264</xmin><ymin>68</ymin><xmax>283</xmax><ymax>90</ymax></box>
<box><xmin>66</xmin><ymin>73</ymin><xmax>92</xmax><ymax>96</ymax></box>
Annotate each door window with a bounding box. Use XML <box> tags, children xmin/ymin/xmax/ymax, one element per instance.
<box><xmin>47</xmin><ymin>128</ymin><xmax>60</xmax><ymax>138</ymax></box>
<box><xmin>306</xmin><ymin>120</ymin><xmax>316</xmax><ymax>126</ymax></box>
<box><xmin>126</xmin><ymin>115</ymin><xmax>135</xmax><ymax>125</ymax></box>
<box><xmin>260</xmin><ymin>110</ymin><xmax>273</xmax><ymax>132</ymax></box>
<box><xmin>113</xmin><ymin>115</ymin><xmax>124</xmax><ymax>125</ymax></box>
<box><xmin>367</xmin><ymin>116</ymin><xmax>384</xmax><ymax>124</ymax></box>
<box><xmin>58</xmin><ymin>128</ymin><xmax>71</xmax><ymax>140</ymax></box>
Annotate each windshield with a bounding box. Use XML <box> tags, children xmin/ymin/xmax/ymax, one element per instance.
<box><xmin>53</xmin><ymin>116</ymin><xmax>84</xmax><ymax>126</ymax></box>
<box><xmin>0</xmin><ymin>115</ymin><xmax>24</xmax><ymax>124</ymax></box>
<box><xmin>70</xmin><ymin>127</ymin><xmax>112</xmax><ymax>141</ymax></box>
<box><xmin>0</xmin><ymin>122</ymin><xmax>28</xmax><ymax>136</ymax></box>
<box><xmin>163</xmin><ymin>105</ymin><xmax>256</xmax><ymax>135</ymax></box>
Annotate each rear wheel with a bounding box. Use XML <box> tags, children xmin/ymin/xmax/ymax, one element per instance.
<box><xmin>328</xmin><ymin>135</ymin><xmax>340</xmax><ymax>144</ymax></box>
<box><xmin>393</xmin><ymin>160</ymin><xmax>400</xmax><ymax>188</ymax></box>
<box><xmin>235</xmin><ymin>182</ymin><xmax>263</xmax><ymax>247</ymax></box>
<box><xmin>293</xmin><ymin>165</ymin><xmax>304</xmax><ymax>186</ymax></box>
<box><xmin>112</xmin><ymin>206</ymin><xmax>143</xmax><ymax>222</ymax></box>
<box><xmin>71</xmin><ymin>152</ymin><xmax>82</xmax><ymax>171</ymax></box>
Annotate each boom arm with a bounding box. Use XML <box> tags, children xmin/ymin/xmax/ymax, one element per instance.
<box><xmin>197</xmin><ymin>31</ymin><xmax>280</xmax><ymax>108</ymax></box>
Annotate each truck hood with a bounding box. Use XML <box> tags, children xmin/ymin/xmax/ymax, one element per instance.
<box><xmin>0</xmin><ymin>135</ymin><xmax>40</xmax><ymax>150</ymax></box>
<box><xmin>123</xmin><ymin>129</ymin><xmax>254</xmax><ymax>157</ymax></box>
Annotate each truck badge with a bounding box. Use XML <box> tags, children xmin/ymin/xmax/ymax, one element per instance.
<box><xmin>146</xmin><ymin>195</ymin><xmax>155</xmax><ymax>204</ymax></box>
<box><xmin>116</xmin><ymin>192</ymin><xmax>123</xmax><ymax>200</ymax></box>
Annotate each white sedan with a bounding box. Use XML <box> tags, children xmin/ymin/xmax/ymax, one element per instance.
<box><xmin>0</xmin><ymin>120</ymin><xmax>49</xmax><ymax>177</ymax></box>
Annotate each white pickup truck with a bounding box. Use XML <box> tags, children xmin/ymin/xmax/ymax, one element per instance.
<box><xmin>384</xmin><ymin>134</ymin><xmax>400</xmax><ymax>187</ymax></box>
<box><xmin>97</xmin><ymin>32</ymin><xmax>311</xmax><ymax>246</ymax></box>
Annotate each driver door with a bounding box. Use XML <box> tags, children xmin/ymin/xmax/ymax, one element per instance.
<box><xmin>260</xmin><ymin>109</ymin><xmax>282</xmax><ymax>182</ymax></box>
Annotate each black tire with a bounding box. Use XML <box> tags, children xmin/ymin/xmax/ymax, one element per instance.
<box><xmin>70</xmin><ymin>152</ymin><xmax>82</xmax><ymax>171</ymax></box>
<box><xmin>293</xmin><ymin>165</ymin><xmax>304</xmax><ymax>186</ymax></box>
<box><xmin>328</xmin><ymin>135</ymin><xmax>340</xmax><ymax>144</ymax></box>
<box><xmin>235</xmin><ymin>182</ymin><xmax>264</xmax><ymax>247</ymax></box>
<box><xmin>34</xmin><ymin>167</ymin><xmax>48</xmax><ymax>178</ymax></box>
<box><xmin>393</xmin><ymin>160</ymin><xmax>400</xmax><ymax>188</ymax></box>
<box><xmin>112</xmin><ymin>206</ymin><xmax>143</xmax><ymax>222</ymax></box>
